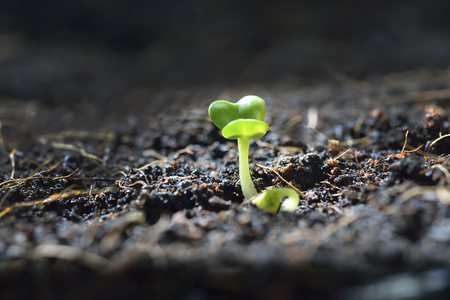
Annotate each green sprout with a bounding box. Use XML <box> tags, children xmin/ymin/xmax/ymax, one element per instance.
<box><xmin>251</xmin><ymin>187</ymin><xmax>299</xmax><ymax>214</ymax></box>
<box><xmin>208</xmin><ymin>95</ymin><xmax>299</xmax><ymax>213</ymax></box>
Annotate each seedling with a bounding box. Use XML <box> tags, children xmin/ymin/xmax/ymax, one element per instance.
<box><xmin>251</xmin><ymin>187</ymin><xmax>299</xmax><ymax>214</ymax></box>
<box><xmin>208</xmin><ymin>95</ymin><xmax>299</xmax><ymax>213</ymax></box>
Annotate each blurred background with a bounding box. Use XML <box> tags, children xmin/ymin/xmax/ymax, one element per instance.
<box><xmin>0</xmin><ymin>0</ymin><xmax>449</xmax><ymax>108</ymax></box>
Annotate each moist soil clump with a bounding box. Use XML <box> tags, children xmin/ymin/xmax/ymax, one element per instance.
<box><xmin>1</xmin><ymin>70</ymin><xmax>450</xmax><ymax>299</ymax></box>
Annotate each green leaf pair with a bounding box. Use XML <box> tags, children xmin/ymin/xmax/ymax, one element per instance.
<box><xmin>208</xmin><ymin>96</ymin><xmax>269</xmax><ymax>140</ymax></box>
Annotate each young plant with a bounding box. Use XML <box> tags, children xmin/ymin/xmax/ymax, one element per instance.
<box><xmin>208</xmin><ymin>95</ymin><xmax>299</xmax><ymax>213</ymax></box>
<box><xmin>251</xmin><ymin>187</ymin><xmax>299</xmax><ymax>214</ymax></box>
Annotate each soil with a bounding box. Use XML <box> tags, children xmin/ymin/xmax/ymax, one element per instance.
<box><xmin>1</xmin><ymin>1</ymin><xmax>450</xmax><ymax>300</ymax></box>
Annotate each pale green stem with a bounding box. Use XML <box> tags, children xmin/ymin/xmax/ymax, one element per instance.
<box><xmin>237</xmin><ymin>137</ymin><xmax>258</xmax><ymax>199</ymax></box>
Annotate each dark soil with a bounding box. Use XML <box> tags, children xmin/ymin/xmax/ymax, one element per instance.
<box><xmin>1</xmin><ymin>1</ymin><xmax>450</xmax><ymax>299</ymax></box>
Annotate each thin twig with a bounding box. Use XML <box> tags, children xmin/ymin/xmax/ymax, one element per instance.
<box><xmin>256</xmin><ymin>164</ymin><xmax>306</xmax><ymax>198</ymax></box>
<box><xmin>9</xmin><ymin>149</ymin><xmax>17</xmax><ymax>179</ymax></box>
<box><xmin>429</xmin><ymin>133</ymin><xmax>450</xmax><ymax>149</ymax></box>
<box><xmin>138</xmin><ymin>160</ymin><xmax>175</xmax><ymax>171</ymax></box>
<box><xmin>430</xmin><ymin>164</ymin><xmax>450</xmax><ymax>181</ymax></box>
<box><xmin>0</xmin><ymin>186</ymin><xmax>116</xmax><ymax>218</ymax></box>
<box><xmin>401</xmin><ymin>131</ymin><xmax>409</xmax><ymax>153</ymax></box>
<box><xmin>47</xmin><ymin>141</ymin><xmax>103</xmax><ymax>164</ymax></box>
<box><xmin>321</xmin><ymin>181</ymin><xmax>342</xmax><ymax>190</ymax></box>
<box><xmin>334</xmin><ymin>148</ymin><xmax>351</xmax><ymax>160</ymax></box>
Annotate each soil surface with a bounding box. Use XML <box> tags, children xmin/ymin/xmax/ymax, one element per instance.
<box><xmin>1</xmin><ymin>1</ymin><xmax>450</xmax><ymax>300</ymax></box>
